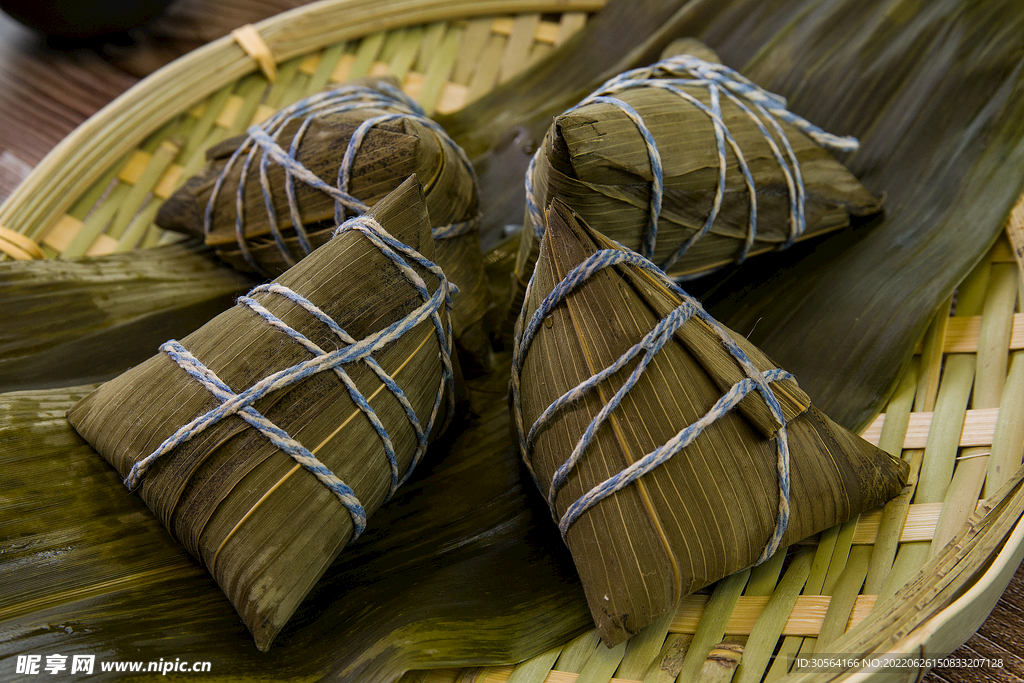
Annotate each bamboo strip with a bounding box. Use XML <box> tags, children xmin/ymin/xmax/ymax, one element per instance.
<box><xmin>986</xmin><ymin>351</ymin><xmax>1024</xmax><ymax>495</ymax></box>
<box><xmin>66</xmin><ymin>155</ymin><xmax>128</xmax><ymax>221</ymax></box>
<box><xmin>913</xmin><ymin>312</ymin><xmax>1024</xmax><ymax>353</ymax></box>
<box><xmin>573</xmin><ymin>637</ymin><xmax>626</xmax><ymax>681</ymax></box>
<box><xmin>556</xmin><ymin>13</ymin><xmax>588</xmax><ymax>45</ymax></box>
<box><xmin>114</xmin><ymin>200</ymin><xmax>162</xmax><ymax>252</ymax></box>
<box><xmin>506</xmin><ymin>646</ymin><xmax>562</xmax><ymax>683</ymax></box>
<box><xmin>853</xmin><ymin>502</ymin><xmax>976</xmax><ymax>544</ymax></box>
<box><xmin>931</xmin><ymin>262</ymin><xmax>1019</xmax><ymax>556</ymax></box>
<box><xmin>860</xmin><ymin>407</ymin><xmax>999</xmax><ymax>449</ymax></box>
<box><xmin>40</xmin><ymin>215</ymin><xmax>84</xmax><ymax>252</ymax></box>
<box><xmin>877</xmin><ymin>258</ymin><xmax>991</xmax><ymax>604</ymax></box>
<box><xmin>639</xmin><ymin>633</ymin><xmax>689</xmax><ymax>682</ymax></box>
<box><xmin>675</xmin><ymin>569</ymin><xmax>750</xmax><ymax>681</ymax></box>
<box><xmin>528</xmin><ymin>43</ymin><xmax>553</xmax><ymax>69</ymax></box>
<box><xmin>613</xmin><ymin>606</ymin><xmax>677</xmax><ymax>679</ymax></box>
<box><xmin>669</xmin><ymin>595</ymin><xmax>878</xmax><ymax>638</ymax></box>
<box><xmin>490</xmin><ymin>17</ymin><xmax>516</xmax><ymax>35</ymax></box>
<box><xmin>467</xmin><ymin>33</ymin><xmax>507</xmax><ymax>100</ymax></box>
<box><xmin>418</xmin><ymin>27</ymin><xmax>463</xmax><ymax>114</ymax></box>
<box><xmin>533</xmin><ymin>21</ymin><xmax>559</xmax><ymax>45</ymax></box>
<box><xmin>1005</xmin><ymin>194</ymin><xmax>1024</xmax><ymax>285</ymax></box>
<box><xmin>861</xmin><ymin>361</ymin><xmax>919</xmax><ymax>596</ymax></box>
<box><xmin>298</xmin><ymin>52</ymin><xmax>321</xmax><ymax>75</ymax></box>
<box><xmin>179</xmin><ymin>84</ymin><xmax>233</xmax><ymax>162</ymax></box>
<box><xmin>390</xmin><ymin>27</ymin><xmax>425</xmax><ymax>82</ymax></box>
<box><xmin>0</xmin><ymin>224</ymin><xmax>43</xmax><ymax>259</ymax></box>
<box><xmin>225</xmin><ymin>75</ymin><xmax>271</xmax><ymax>136</ymax></box>
<box><xmin>231</xmin><ymin>24</ymin><xmax>278</xmax><ymax>82</ymax></box>
<box><xmin>350</xmin><ymin>31</ymin><xmax>387</xmax><ymax>79</ymax></box>
<box><xmin>553</xmin><ymin>631</ymin><xmax>602</xmax><ymax>674</ymax></box>
<box><xmin>722</xmin><ymin>555</ymin><xmax>784</xmax><ymax>683</ymax></box>
<box><xmin>821</xmin><ymin>519</ymin><xmax>859</xmax><ymax>597</ymax></box>
<box><xmin>380</xmin><ymin>27</ymin><xmax>407</xmax><ymax>62</ymax></box>
<box><xmin>917</xmin><ymin>296</ymin><xmax>954</xmax><ymax>414</ymax></box>
<box><xmin>106</xmin><ymin>139</ymin><xmax>180</xmax><ymax>241</ymax></box>
<box><xmin>814</xmin><ymin>545</ymin><xmax>871</xmax><ymax>651</ymax></box>
<box><xmin>694</xmin><ymin>642</ymin><xmax>743</xmax><ymax>683</ymax></box>
<box><xmin>779</xmin><ymin>520</ymin><xmax>858</xmax><ymax>678</ymax></box>
<box><xmin>733</xmin><ymin>552</ymin><xmax>814</xmax><ymax>682</ymax></box>
<box><xmin>278</xmin><ymin>62</ymin><xmax>313</xmax><ymax>110</ymax></box>
<box><xmin>451</xmin><ymin>19</ymin><xmax>492</xmax><ymax>85</ymax></box>
<box><xmin>262</xmin><ymin>56</ymin><xmax>304</xmax><ymax>108</ymax></box>
<box><xmin>416</xmin><ymin>22</ymin><xmax>448</xmax><ymax>72</ymax></box>
<box><xmin>331</xmin><ymin>53</ymin><xmax>357</xmax><ymax>83</ymax></box>
<box><xmin>61</xmin><ymin>183</ymin><xmax>130</xmax><ymax>258</ymax></box>
<box><xmin>499</xmin><ymin>15</ymin><xmax>541</xmax><ymax>83</ymax></box>
<box><xmin>304</xmin><ymin>43</ymin><xmax>347</xmax><ymax>97</ymax></box>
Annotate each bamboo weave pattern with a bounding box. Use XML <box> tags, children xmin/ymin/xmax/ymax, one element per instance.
<box><xmin>512</xmin><ymin>247</ymin><xmax>793</xmax><ymax>562</ymax></box>
<box><xmin>209</xmin><ymin>81</ymin><xmax>480</xmax><ymax>274</ymax></box>
<box><xmin>127</xmin><ymin>214</ymin><xmax>457</xmax><ymax>539</ymax></box>
<box><xmin>525</xmin><ymin>54</ymin><xmax>861</xmax><ymax>277</ymax></box>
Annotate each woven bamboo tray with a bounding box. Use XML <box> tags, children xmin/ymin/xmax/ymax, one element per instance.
<box><xmin>2</xmin><ymin>1</ymin><xmax>1023</xmax><ymax>681</ymax></box>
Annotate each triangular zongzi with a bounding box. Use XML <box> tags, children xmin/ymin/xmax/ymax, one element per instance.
<box><xmin>511</xmin><ymin>51</ymin><xmax>881</xmax><ymax>318</ymax></box>
<box><xmin>68</xmin><ymin>177</ymin><xmax>460</xmax><ymax>650</ymax></box>
<box><xmin>157</xmin><ymin>78</ymin><xmax>492</xmax><ymax>372</ymax></box>
<box><xmin>511</xmin><ymin>200</ymin><xmax>908</xmax><ymax>645</ymax></box>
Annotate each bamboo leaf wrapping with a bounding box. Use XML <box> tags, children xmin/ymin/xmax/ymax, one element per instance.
<box><xmin>157</xmin><ymin>78</ymin><xmax>493</xmax><ymax>372</ymax></box>
<box><xmin>511</xmin><ymin>52</ymin><xmax>880</xmax><ymax>320</ymax></box>
<box><xmin>512</xmin><ymin>201</ymin><xmax>908</xmax><ymax>644</ymax></box>
<box><xmin>67</xmin><ymin>177</ymin><xmax>460</xmax><ymax>650</ymax></box>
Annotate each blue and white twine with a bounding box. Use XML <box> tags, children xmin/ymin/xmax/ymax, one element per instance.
<box><xmin>206</xmin><ymin>81</ymin><xmax>481</xmax><ymax>275</ymax></box>
<box><xmin>525</xmin><ymin>54</ymin><xmax>860</xmax><ymax>278</ymax></box>
<box><xmin>127</xmin><ymin>214</ymin><xmax>457</xmax><ymax>542</ymax></box>
<box><xmin>511</xmin><ymin>243</ymin><xmax>793</xmax><ymax>564</ymax></box>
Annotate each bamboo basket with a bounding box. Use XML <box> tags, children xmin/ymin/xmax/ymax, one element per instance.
<box><xmin>1</xmin><ymin>0</ymin><xmax>1023</xmax><ymax>681</ymax></box>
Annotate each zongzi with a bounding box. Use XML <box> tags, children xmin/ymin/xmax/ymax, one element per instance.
<box><xmin>511</xmin><ymin>200</ymin><xmax>908</xmax><ymax>645</ymax></box>
<box><xmin>511</xmin><ymin>51</ymin><xmax>882</xmax><ymax>319</ymax></box>
<box><xmin>157</xmin><ymin>78</ymin><xmax>492</xmax><ymax>373</ymax></box>
<box><xmin>68</xmin><ymin>177</ymin><xmax>459</xmax><ymax>651</ymax></box>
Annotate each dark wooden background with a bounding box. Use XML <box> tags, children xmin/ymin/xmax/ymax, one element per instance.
<box><xmin>0</xmin><ymin>1</ymin><xmax>1020</xmax><ymax>680</ymax></box>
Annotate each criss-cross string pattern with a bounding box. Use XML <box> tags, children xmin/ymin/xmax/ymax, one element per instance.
<box><xmin>126</xmin><ymin>214</ymin><xmax>456</xmax><ymax>541</ymax></box>
<box><xmin>525</xmin><ymin>54</ymin><xmax>860</xmax><ymax>279</ymax></box>
<box><xmin>511</xmin><ymin>245</ymin><xmax>793</xmax><ymax>564</ymax></box>
<box><xmin>205</xmin><ymin>81</ymin><xmax>481</xmax><ymax>275</ymax></box>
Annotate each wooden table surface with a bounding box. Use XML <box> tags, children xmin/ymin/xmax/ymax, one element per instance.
<box><xmin>0</xmin><ymin>1</ymin><xmax>1020</xmax><ymax>681</ymax></box>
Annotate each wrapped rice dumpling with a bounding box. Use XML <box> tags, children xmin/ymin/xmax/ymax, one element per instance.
<box><xmin>511</xmin><ymin>200</ymin><xmax>908</xmax><ymax>645</ymax></box>
<box><xmin>157</xmin><ymin>78</ymin><xmax>492</xmax><ymax>372</ymax></box>
<box><xmin>512</xmin><ymin>50</ymin><xmax>882</xmax><ymax>316</ymax></box>
<box><xmin>68</xmin><ymin>177</ymin><xmax>459</xmax><ymax>650</ymax></box>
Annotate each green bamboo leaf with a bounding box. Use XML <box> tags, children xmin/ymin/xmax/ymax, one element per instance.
<box><xmin>0</xmin><ymin>241</ymin><xmax>253</xmax><ymax>394</ymax></box>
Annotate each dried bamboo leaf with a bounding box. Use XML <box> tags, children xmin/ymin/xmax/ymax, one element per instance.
<box><xmin>158</xmin><ymin>78</ymin><xmax>492</xmax><ymax>372</ymax></box>
<box><xmin>67</xmin><ymin>177</ymin><xmax>463</xmax><ymax>650</ymax></box>
<box><xmin>512</xmin><ymin>201</ymin><xmax>908</xmax><ymax>644</ymax></box>
<box><xmin>0</xmin><ymin>241</ymin><xmax>253</xmax><ymax>393</ymax></box>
